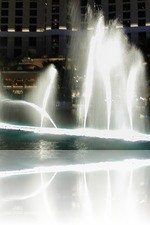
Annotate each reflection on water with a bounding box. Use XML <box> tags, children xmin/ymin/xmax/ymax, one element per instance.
<box><xmin>37</xmin><ymin>149</ymin><xmax>57</xmax><ymax>160</ymax></box>
<box><xmin>73</xmin><ymin>139</ymin><xmax>88</xmax><ymax>150</ymax></box>
<box><xmin>0</xmin><ymin>158</ymin><xmax>150</xmax><ymax>225</ymax></box>
<box><xmin>0</xmin><ymin>129</ymin><xmax>149</xmax><ymax>150</ymax></box>
<box><xmin>0</xmin><ymin>150</ymin><xmax>150</xmax><ymax>170</ymax></box>
<box><xmin>37</xmin><ymin>140</ymin><xmax>58</xmax><ymax>152</ymax></box>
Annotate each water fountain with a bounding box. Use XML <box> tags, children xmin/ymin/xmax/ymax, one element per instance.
<box><xmin>80</xmin><ymin>15</ymin><xmax>146</xmax><ymax>132</ymax></box>
<box><xmin>0</xmin><ymin>159</ymin><xmax>150</xmax><ymax>225</ymax></box>
<box><xmin>0</xmin><ymin>9</ymin><xmax>149</xmax><ymax>225</ymax></box>
<box><xmin>0</xmin><ymin>13</ymin><xmax>149</xmax><ymax>149</ymax></box>
<box><xmin>0</xmin><ymin>64</ymin><xmax>57</xmax><ymax>128</ymax></box>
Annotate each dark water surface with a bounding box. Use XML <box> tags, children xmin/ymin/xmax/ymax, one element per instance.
<box><xmin>0</xmin><ymin>129</ymin><xmax>150</xmax><ymax>150</ymax></box>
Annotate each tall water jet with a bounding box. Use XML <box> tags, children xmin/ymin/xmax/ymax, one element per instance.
<box><xmin>25</xmin><ymin>64</ymin><xmax>57</xmax><ymax>127</ymax></box>
<box><xmin>40</xmin><ymin>65</ymin><xmax>57</xmax><ymax>127</ymax></box>
<box><xmin>80</xmin><ymin>13</ymin><xmax>146</xmax><ymax>132</ymax></box>
<box><xmin>1</xmin><ymin>99</ymin><xmax>57</xmax><ymax>128</ymax></box>
<box><xmin>83</xmin><ymin>37</ymin><xmax>95</xmax><ymax>128</ymax></box>
<box><xmin>0</xmin><ymin>64</ymin><xmax>57</xmax><ymax>127</ymax></box>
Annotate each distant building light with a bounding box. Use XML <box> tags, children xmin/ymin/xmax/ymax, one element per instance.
<box><xmin>116</xmin><ymin>25</ymin><xmax>123</xmax><ymax>29</ymax></box>
<box><xmin>131</xmin><ymin>23</ymin><xmax>138</xmax><ymax>27</ymax></box>
<box><xmin>46</xmin><ymin>26</ymin><xmax>51</xmax><ymax>30</ymax></box>
<box><xmin>59</xmin><ymin>26</ymin><xmax>67</xmax><ymax>30</ymax></box>
<box><xmin>140</xmin><ymin>97</ymin><xmax>145</xmax><ymax>101</ymax></box>
<box><xmin>8</xmin><ymin>28</ymin><xmax>15</xmax><ymax>32</ymax></box>
<box><xmin>72</xmin><ymin>27</ymin><xmax>78</xmax><ymax>31</ymax></box>
<box><xmin>22</xmin><ymin>28</ymin><xmax>29</xmax><ymax>32</ymax></box>
<box><xmin>87</xmin><ymin>27</ymin><xmax>94</xmax><ymax>30</ymax></box>
<box><xmin>146</xmin><ymin>22</ymin><xmax>150</xmax><ymax>26</ymax></box>
<box><xmin>13</xmin><ymin>90</ymin><xmax>23</xmax><ymax>95</ymax></box>
<box><xmin>36</xmin><ymin>28</ymin><xmax>44</xmax><ymax>32</ymax></box>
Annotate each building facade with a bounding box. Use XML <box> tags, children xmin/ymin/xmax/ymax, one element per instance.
<box><xmin>0</xmin><ymin>0</ymin><xmax>150</xmax><ymax>60</ymax></box>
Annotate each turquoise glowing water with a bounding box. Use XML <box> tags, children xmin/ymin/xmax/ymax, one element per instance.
<box><xmin>0</xmin><ymin>126</ymin><xmax>149</xmax><ymax>150</ymax></box>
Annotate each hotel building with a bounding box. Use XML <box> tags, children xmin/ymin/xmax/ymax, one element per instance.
<box><xmin>0</xmin><ymin>0</ymin><xmax>149</xmax><ymax>59</ymax></box>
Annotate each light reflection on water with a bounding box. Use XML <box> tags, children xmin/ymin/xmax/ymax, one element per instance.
<box><xmin>36</xmin><ymin>140</ymin><xmax>58</xmax><ymax>152</ymax></box>
<box><xmin>0</xmin><ymin>158</ymin><xmax>150</xmax><ymax>225</ymax></box>
<box><xmin>37</xmin><ymin>149</ymin><xmax>58</xmax><ymax>160</ymax></box>
<box><xmin>0</xmin><ymin>129</ymin><xmax>149</xmax><ymax>151</ymax></box>
<box><xmin>0</xmin><ymin>150</ymin><xmax>150</xmax><ymax>171</ymax></box>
